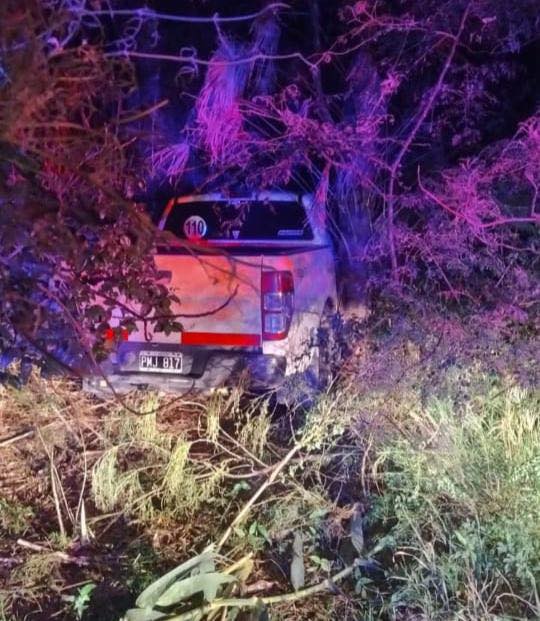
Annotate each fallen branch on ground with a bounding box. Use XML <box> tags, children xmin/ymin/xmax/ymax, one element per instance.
<box><xmin>16</xmin><ymin>539</ymin><xmax>89</xmax><ymax>566</ymax></box>
<box><xmin>216</xmin><ymin>443</ymin><xmax>301</xmax><ymax>551</ymax></box>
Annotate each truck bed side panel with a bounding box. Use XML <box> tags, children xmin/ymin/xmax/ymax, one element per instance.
<box><xmin>125</xmin><ymin>253</ymin><xmax>263</xmax><ymax>346</ymax></box>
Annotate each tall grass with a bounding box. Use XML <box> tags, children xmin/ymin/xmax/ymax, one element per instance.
<box><xmin>92</xmin><ymin>408</ymin><xmax>218</xmax><ymax>522</ymax></box>
<box><xmin>369</xmin><ymin>380</ymin><xmax>540</xmax><ymax>619</ymax></box>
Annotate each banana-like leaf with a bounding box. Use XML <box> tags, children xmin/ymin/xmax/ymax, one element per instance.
<box><xmin>207</xmin><ymin>557</ymin><xmax>254</xmax><ymax>621</ymax></box>
<box><xmin>124</xmin><ymin>609</ymin><xmax>169</xmax><ymax>621</ymax></box>
<box><xmin>155</xmin><ymin>572</ymin><xmax>236</xmax><ymax>607</ymax></box>
<box><xmin>196</xmin><ymin>553</ymin><xmax>216</xmax><ymax>576</ymax></box>
<box><xmin>135</xmin><ymin>546</ymin><xmax>215</xmax><ymax>609</ymax></box>
<box><xmin>290</xmin><ymin>531</ymin><xmax>304</xmax><ymax>591</ymax></box>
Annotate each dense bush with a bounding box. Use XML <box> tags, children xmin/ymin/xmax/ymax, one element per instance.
<box><xmin>0</xmin><ymin>1</ymin><xmax>179</xmax><ymax>375</ymax></box>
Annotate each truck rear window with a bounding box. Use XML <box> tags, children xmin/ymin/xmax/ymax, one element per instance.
<box><xmin>162</xmin><ymin>200</ymin><xmax>313</xmax><ymax>242</ymax></box>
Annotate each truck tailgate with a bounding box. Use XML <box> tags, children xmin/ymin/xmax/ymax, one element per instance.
<box><xmin>138</xmin><ymin>252</ymin><xmax>262</xmax><ymax>347</ymax></box>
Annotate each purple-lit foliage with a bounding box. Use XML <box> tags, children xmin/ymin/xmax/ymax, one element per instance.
<box><xmin>143</xmin><ymin>0</ymin><xmax>538</xmax><ymax>310</ymax></box>
<box><xmin>0</xmin><ymin>0</ymin><xmax>180</xmax><ymax>374</ymax></box>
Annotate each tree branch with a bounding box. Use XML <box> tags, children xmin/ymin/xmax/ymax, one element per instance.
<box><xmin>216</xmin><ymin>443</ymin><xmax>301</xmax><ymax>552</ymax></box>
<box><xmin>80</xmin><ymin>4</ymin><xmax>289</xmax><ymax>25</ymax></box>
<box><xmin>386</xmin><ymin>4</ymin><xmax>470</xmax><ymax>277</ymax></box>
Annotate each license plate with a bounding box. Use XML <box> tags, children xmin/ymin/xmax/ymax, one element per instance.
<box><xmin>138</xmin><ymin>351</ymin><xmax>183</xmax><ymax>373</ymax></box>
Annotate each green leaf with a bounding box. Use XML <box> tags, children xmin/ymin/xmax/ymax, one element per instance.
<box><xmin>256</xmin><ymin>523</ymin><xmax>271</xmax><ymax>544</ymax></box>
<box><xmin>124</xmin><ymin>609</ymin><xmax>169</xmax><ymax>621</ymax></box>
<box><xmin>370</xmin><ymin>534</ymin><xmax>395</xmax><ymax>556</ymax></box>
<box><xmin>232</xmin><ymin>481</ymin><xmax>251</xmax><ymax>496</ymax></box>
<box><xmin>72</xmin><ymin>583</ymin><xmax>96</xmax><ymax>620</ymax></box>
<box><xmin>155</xmin><ymin>572</ymin><xmax>236</xmax><ymax>607</ymax></box>
<box><xmin>354</xmin><ymin>576</ymin><xmax>373</xmax><ymax>598</ymax></box>
<box><xmin>135</xmin><ymin>546</ymin><xmax>215</xmax><ymax>609</ymax></box>
<box><xmin>196</xmin><ymin>554</ymin><xmax>216</xmax><ymax>577</ymax></box>
<box><xmin>309</xmin><ymin>555</ymin><xmax>332</xmax><ymax>572</ymax></box>
<box><xmin>308</xmin><ymin>507</ymin><xmax>329</xmax><ymax>521</ymax></box>
<box><xmin>248</xmin><ymin>521</ymin><xmax>271</xmax><ymax>544</ymax></box>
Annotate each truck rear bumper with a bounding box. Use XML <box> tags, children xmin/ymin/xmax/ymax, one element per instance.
<box><xmin>82</xmin><ymin>350</ymin><xmax>286</xmax><ymax>396</ymax></box>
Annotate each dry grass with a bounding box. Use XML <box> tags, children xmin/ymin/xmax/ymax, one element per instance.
<box><xmin>0</xmin><ymin>375</ymin><xmax>364</xmax><ymax>620</ymax></box>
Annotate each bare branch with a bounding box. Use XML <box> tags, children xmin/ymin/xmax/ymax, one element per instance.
<box><xmin>386</xmin><ymin>4</ymin><xmax>471</xmax><ymax>277</ymax></box>
<box><xmin>79</xmin><ymin>4</ymin><xmax>289</xmax><ymax>25</ymax></box>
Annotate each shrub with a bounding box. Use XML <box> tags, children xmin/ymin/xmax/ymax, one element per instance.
<box><xmin>370</xmin><ymin>380</ymin><xmax>540</xmax><ymax>619</ymax></box>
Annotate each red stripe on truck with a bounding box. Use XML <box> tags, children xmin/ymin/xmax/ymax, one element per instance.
<box><xmin>180</xmin><ymin>332</ymin><xmax>261</xmax><ymax>347</ymax></box>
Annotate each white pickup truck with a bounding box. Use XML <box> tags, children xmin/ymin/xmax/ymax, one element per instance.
<box><xmin>83</xmin><ymin>192</ymin><xmax>338</xmax><ymax>397</ymax></box>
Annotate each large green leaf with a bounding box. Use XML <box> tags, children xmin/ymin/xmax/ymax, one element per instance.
<box><xmin>135</xmin><ymin>546</ymin><xmax>215</xmax><ymax>609</ymax></box>
<box><xmin>155</xmin><ymin>573</ymin><xmax>236</xmax><ymax>607</ymax></box>
<box><xmin>124</xmin><ymin>609</ymin><xmax>169</xmax><ymax>621</ymax></box>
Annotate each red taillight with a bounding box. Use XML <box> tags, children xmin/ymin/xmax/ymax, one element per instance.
<box><xmin>261</xmin><ymin>270</ymin><xmax>294</xmax><ymax>341</ymax></box>
<box><xmin>105</xmin><ymin>327</ymin><xmax>129</xmax><ymax>341</ymax></box>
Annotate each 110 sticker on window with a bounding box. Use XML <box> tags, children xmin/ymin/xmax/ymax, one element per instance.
<box><xmin>183</xmin><ymin>215</ymin><xmax>208</xmax><ymax>240</ymax></box>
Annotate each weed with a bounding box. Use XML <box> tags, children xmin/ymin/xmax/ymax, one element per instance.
<box><xmin>48</xmin><ymin>531</ymin><xmax>72</xmax><ymax>551</ymax></box>
<box><xmin>65</xmin><ymin>583</ymin><xmax>96</xmax><ymax>620</ymax></box>
<box><xmin>3</xmin><ymin>323</ymin><xmax>539</xmax><ymax>621</ymax></box>
<box><xmin>237</xmin><ymin>397</ymin><xmax>272</xmax><ymax>459</ymax></box>
<box><xmin>0</xmin><ymin>498</ymin><xmax>33</xmax><ymax>536</ymax></box>
<box><xmin>92</xmin><ymin>404</ymin><xmax>226</xmax><ymax>522</ymax></box>
<box><xmin>300</xmin><ymin>390</ymin><xmax>356</xmax><ymax>451</ymax></box>
<box><xmin>368</xmin><ymin>380</ymin><xmax>540</xmax><ymax>619</ymax></box>
<box><xmin>124</xmin><ymin>542</ymin><xmax>163</xmax><ymax>594</ymax></box>
<box><xmin>0</xmin><ymin>595</ymin><xmax>10</xmax><ymax>621</ymax></box>
<box><xmin>12</xmin><ymin>554</ymin><xmax>59</xmax><ymax>592</ymax></box>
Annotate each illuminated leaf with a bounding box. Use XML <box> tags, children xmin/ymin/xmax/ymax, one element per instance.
<box><xmin>350</xmin><ymin>504</ymin><xmax>364</xmax><ymax>555</ymax></box>
<box><xmin>135</xmin><ymin>546</ymin><xmax>215</xmax><ymax>608</ymax></box>
<box><xmin>290</xmin><ymin>531</ymin><xmax>304</xmax><ymax>591</ymax></box>
<box><xmin>155</xmin><ymin>572</ymin><xmax>236</xmax><ymax>606</ymax></box>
